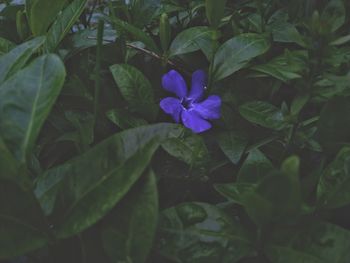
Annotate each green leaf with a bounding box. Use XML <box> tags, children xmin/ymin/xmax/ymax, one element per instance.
<box><xmin>252</xmin><ymin>50</ymin><xmax>308</xmax><ymax>82</ymax></box>
<box><xmin>45</xmin><ymin>0</ymin><xmax>88</xmax><ymax>52</ymax></box>
<box><xmin>28</xmin><ymin>0</ymin><xmax>67</xmax><ymax>35</ymax></box>
<box><xmin>0</xmin><ymin>54</ymin><xmax>66</xmax><ymax>163</ymax></box>
<box><xmin>162</xmin><ymin>133</ymin><xmax>209</xmax><ymax>168</ymax></box>
<box><xmin>317</xmin><ymin>97</ymin><xmax>350</xmax><ymax>153</ymax></box>
<box><xmin>157</xmin><ymin>202</ymin><xmax>254</xmax><ymax>263</ymax></box>
<box><xmin>0</xmin><ymin>36</ymin><xmax>45</xmax><ymax>84</ymax></box>
<box><xmin>130</xmin><ymin>0</ymin><xmax>161</xmax><ymax>28</ymax></box>
<box><xmin>205</xmin><ymin>0</ymin><xmax>227</xmax><ymax>28</ymax></box>
<box><xmin>0</xmin><ymin>137</ymin><xmax>29</xmax><ymax>189</ymax></box>
<box><xmin>213</xmin><ymin>33</ymin><xmax>270</xmax><ymax>81</ymax></box>
<box><xmin>237</xmin><ymin>149</ymin><xmax>274</xmax><ymax>183</ymax></box>
<box><xmin>101</xmin><ymin>169</ymin><xmax>158</xmax><ymax>263</ymax></box>
<box><xmin>106</xmin><ymin>108</ymin><xmax>148</xmax><ymax>130</ymax></box>
<box><xmin>35</xmin><ymin>124</ymin><xmax>182</xmax><ymax>238</ymax></box>
<box><xmin>110</xmin><ymin>64</ymin><xmax>158</xmax><ymax>120</ymax></box>
<box><xmin>330</xmin><ymin>34</ymin><xmax>350</xmax><ymax>46</ymax></box>
<box><xmin>169</xmin><ymin>26</ymin><xmax>218</xmax><ymax>58</ymax></box>
<box><xmin>242</xmin><ymin>171</ymin><xmax>302</xmax><ymax>226</ymax></box>
<box><xmin>317</xmin><ymin>147</ymin><xmax>350</xmax><ymax>209</ymax></box>
<box><xmin>0</xmin><ymin>37</ymin><xmax>15</xmax><ymax>55</ymax></box>
<box><xmin>265</xmin><ymin>221</ymin><xmax>350</xmax><ymax>263</ymax></box>
<box><xmin>217</xmin><ymin>131</ymin><xmax>248</xmax><ymax>164</ymax></box>
<box><xmin>215</xmin><ymin>183</ymin><xmax>256</xmax><ymax>205</ymax></box>
<box><xmin>268</xmin><ymin>10</ymin><xmax>305</xmax><ymax>46</ymax></box>
<box><xmin>0</xmin><ymin>180</ymin><xmax>48</xmax><ymax>259</ymax></box>
<box><xmin>109</xmin><ymin>17</ymin><xmax>159</xmax><ymax>53</ymax></box>
<box><xmin>322</xmin><ymin>0</ymin><xmax>345</xmax><ymax>32</ymax></box>
<box><xmin>239</xmin><ymin>101</ymin><xmax>286</xmax><ymax>130</ymax></box>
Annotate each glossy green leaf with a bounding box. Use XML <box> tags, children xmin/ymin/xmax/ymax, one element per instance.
<box><xmin>162</xmin><ymin>133</ymin><xmax>209</xmax><ymax>168</ymax></box>
<box><xmin>317</xmin><ymin>147</ymin><xmax>350</xmax><ymax>209</ymax></box>
<box><xmin>265</xmin><ymin>221</ymin><xmax>350</xmax><ymax>263</ymax></box>
<box><xmin>252</xmin><ymin>50</ymin><xmax>308</xmax><ymax>82</ymax></box>
<box><xmin>169</xmin><ymin>26</ymin><xmax>217</xmax><ymax>57</ymax></box>
<box><xmin>45</xmin><ymin>0</ymin><xmax>88</xmax><ymax>52</ymax></box>
<box><xmin>217</xmin><ymin>131</ymin><xmax>248</xmax><ymax>164</ymax></box>
<box><xmin>0</xmin><ymin>54</ymin><xmax>66</xmax><ymax>163</ymax></box>
<box><xmin>322</xmin><ymin>0</ymin><xmax>345</xmax><ymax>32</ymax></box>
<box><xmin>0</xmin><ymin>180</ymin><xmax>48</xmax><ymax>259</ymax></box>
<box><xmin>0</xmin><ymin>36</ymin><xmax>45</xmax><ymax>84</ymax></box>
<box><xmin>130</xmin><ymin>0</ymin><xmax>160</xmax><ymax>28</ymax></box>
<box><xmin>330</xmin><ymin>34</ymin><xmax>350</xmax><ymax>46</ymax></box>
<box><xmin>243</xmin><ymin>171</ymin><xmax>302</xmax><ymax>226</ymax></box>
<box><xmin>239</xmin><ymin>101</ymin><xmax>287</xmax><ymax>130</ymax></box>
<box><xmin>109</xmin><ymin>17</ymin><xmax>159</xmax><ymax>53</ymax></box>
<box><xmin>205</xmin><ymin>0</ymin><xmax>227</xmax><ymax>28</ymax></box>
<box><xmin>110</xmin><ymin>64</ymin><xmax>158</xmax><ymax>120</ymax></box>
<box><xmin>102</xmin><ymin>169</ymin><xmax>158</xmax><ymax>263</ymax></box>
<box><xmin>317</xmin><ymin>97</ymin><xmax>350</xmax><ymax>153</ymax></box>
<box><xmin>28</xmin><ymin>0</ymin><xmax>67</xmax><ymax>35</ymax></box>
<box><xmin>158</xmin><ymin>202</ymin><xmax>254</xmax><ymax>263</ymax></box>
<box><xmin>213</xmin><ymin>33</ymin><xmax>270</xmax><ymax>81</ymax></box>
<box><xmin>215</xmin><ymin>183</ymin><xmax>256</xmax><ymax>205</ymax></box>
<box><xmin>268</xmin><ymin>10</ymin><xmax>305</xmax><ymax>46</ymax></box>
<box><xmin>35</xmin><ymin>124</ymin><xmax>182</xmax><ymax>238</ymax></box>
<box><xmin>237</xmin><ymin>149</ymin><xmax>274</xmax><ymax>183</ymax></box>
<box><xmin>0</xmin><ymin>137</ymin><xmax>29</xmax><ymax>189</ymax></box>
<box><xmin>106</xmin><ymin>109</ymin><xmax>148</xmax><ymax>130</ymax></box>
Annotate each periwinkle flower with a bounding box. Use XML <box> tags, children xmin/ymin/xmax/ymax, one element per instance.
<box><xmin>160</xmin><ymin>69</ymin><xmax>221</xmax><ymax>133</ymax></box>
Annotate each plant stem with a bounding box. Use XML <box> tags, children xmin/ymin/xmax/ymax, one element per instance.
<box><xmin>93</xmin><ymin>20</ymin><xmax>104</xmax><ymax>130</ymax></box>
<box><xmin>87</xmin><ymin>36</ymin><xmax>191</xmax><ymax>76</ymax></box>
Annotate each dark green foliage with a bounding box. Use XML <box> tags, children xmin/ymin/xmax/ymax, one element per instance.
<box><xmin>1</xmin><ymin>0</ymin><xmax>350</xmax><ymax>262</ymax></box>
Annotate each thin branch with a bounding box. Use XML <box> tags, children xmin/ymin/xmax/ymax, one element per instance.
<box><xmin>87</xmin><ymin>36</ymin><xmax>191</xmax><ymax>76</ymax></box>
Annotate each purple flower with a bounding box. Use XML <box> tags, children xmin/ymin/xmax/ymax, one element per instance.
<box><xmin>160</xmin><ymin>69</ymin><xmax>221</xmax><ymax>133</ymax></box>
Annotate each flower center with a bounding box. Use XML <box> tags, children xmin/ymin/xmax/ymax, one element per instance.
<box><xmin>181</xmin><ymin>97</ymin><xmax>194</xmax><ymax>110</ymax></box>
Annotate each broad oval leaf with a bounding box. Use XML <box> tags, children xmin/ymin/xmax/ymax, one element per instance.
<box><xmin>0</xmin><ymin>54</ymin><xmax>66</xmax><ymax>163</ymax></box>
<box><xmin>157</xmin><ymin>202</ymin><xmax>254</xmax><ymax>263</ymax></box>
<box><xmin>110</xmin><ymin>64</ymin><xmax>158</xmax><ymax>120</ymax></box>
<box><xmin>0</xmin><ymin>180</ymin><xmax>48</xmax><ymax>259</ymax></box>
<box><xmin>46</xmin><ymin>0</ymin><xmax>88</xmax><ymax>52</ymax></box>
<box><xmin>161</xmin><ymin>133</ymin><xmax>210</xmax><ymax>168</ymax></box>
<box><xmin>322</xmin><ymin>0</ymin><xmax>345</xmax><ymax>33</ymax></box>
<box><xmin>317</xmin><ymin>147</ymin><xmax>350</xmax><ymax>209</ymax></box>
<box><xmin>28</xmin><ymin>0</ymin><xmax>67</xmax><ymax>36</ymax></box>
<box><xmin>239</xmin><ymin>101</ymin><xmax>287</xmax><ymax>130</ymax></box>
<box><xmin>34</xmin><ymin>123</ymin><xmax>182</xmax><ymax>238</ymax></box>
<box><xmin>0</xmin><ymin>36</ymin><xmax>45</xmax><ymax>84</ymax></box>
<box><xmin>215</xmin><ymin>183</ymin><xmax>256</xmax><ymax>205</ymax></box>
<box><xmin>243</xmin><ymin>171</ymin><xmax>302</xmax><ymax>226</ymax></box>
<box><xmin>217</xmin><ymin>131</ymin><xmax>248</xmax><ymax>165</ymax></box>
<box><xmin>265</xmin><ymin>221</ymin><xmax>350</xmax><ymax>263</ymax></box>
<box><xmin>102</xmin><ymin>169</ymin><xmax>158</xmax><ymax>263</ymax></box>
<box><xmin>169</xmin><ymin>26</ymin><xmax>217</xmax><ymax>57</ymax></box>
<box><xmin>252</xmin><ymin>50</ymin><xmax>308</xmax><ymax>82</ymax></box>
<box><xmin>213</xmin><ymin>33</ymin><xmax>270</xmax><ymax>81</ymax></box>
<box><xmin>237</xmin><ymin>149</ymin><xmax>274</xmax><ymax>183</ymax></box>
<box><xmin>106</xmin><ymin>108</ymin><xmax>148</xmax><ymax>130</ymax></box>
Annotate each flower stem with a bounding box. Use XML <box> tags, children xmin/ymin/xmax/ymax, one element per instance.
<box><xmin>93</xmin><ymin>19</ymin><xmax>104</xmax><ymax>131</ymax></box>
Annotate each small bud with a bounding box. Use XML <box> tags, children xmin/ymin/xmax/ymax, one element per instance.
<box><xmin>160</xmin><ymin>13</ymin><xmax>171</xmax><ymax>52</ymax></box>
<box><xmin>206</xmin><ymin>0</ymin><xmax>227</xmax><ymax>28</ymax></box>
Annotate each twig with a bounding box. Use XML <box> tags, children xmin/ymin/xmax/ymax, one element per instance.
<box><xmin>87</xmin><ymin>0</ymin><xmax>98</xmax><ymax>26</ymax></box>
<box><xmin>87</xmin><ymin>36</ymin><xmax>191</xmax><ymax>76</ymax></box>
